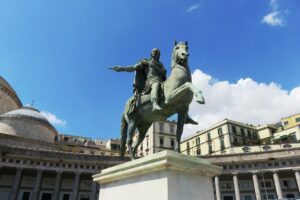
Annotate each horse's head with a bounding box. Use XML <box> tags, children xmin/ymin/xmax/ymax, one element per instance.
<box><xmin>172</xmin><ymin>41</ymin><xmax>189</xmax><ymax>67</ymax></box>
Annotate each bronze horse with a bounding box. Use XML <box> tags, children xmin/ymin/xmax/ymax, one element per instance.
<box><xmin>120</xmin><ymin>41</ymin><xmax>205</xmax><ymax>159</ymax></box>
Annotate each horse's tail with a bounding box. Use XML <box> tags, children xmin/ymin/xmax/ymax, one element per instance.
<box><xmin>120</xmin><ymin>114</ymin><xmax>128</xmax><ymax>158</ymax></box>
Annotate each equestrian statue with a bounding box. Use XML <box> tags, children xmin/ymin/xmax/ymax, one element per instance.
<box><xmin>110</xmin><ymin>41</ymin><xmax>205</xmax><ymax>160</ymax></box>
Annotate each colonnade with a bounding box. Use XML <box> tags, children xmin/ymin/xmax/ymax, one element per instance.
<box><xmin>4</xmin><ymin>167</ymin><xmax>98</xmax><ymax>200</ymax></box>
<box><xmin>214</xmin><ymin>169</ymin><xmax>300</xmax><ymax>200</ymax></box>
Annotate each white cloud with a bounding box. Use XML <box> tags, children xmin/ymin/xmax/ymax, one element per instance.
<box><xmin>261</xmin><ymin>0</ymin><xmax>288</xmax><ymax>27</ymax></box>
<box><xmin>41</xmin><ymin>111</ymin><xmax>66</xmax><ymax>126</ymax></box>
<box><xmin>262</xmin><ymin>11</ymin><xmax>285</xmax><ymax>27</ymax></box>
<box><xmin>183</xmin><ymin>69</ymin><xmax>300</xmax><ymax>138</ymax></box>
<box><xmin>186</xmin><ymin>4</ymin><xmax>200</xmax><ymax>13</ymax></box>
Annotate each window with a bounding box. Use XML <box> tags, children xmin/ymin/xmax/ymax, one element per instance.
<box><xmin>170</xmin><ymin>125</ymin><xmax>175</xmax><ymax>133</ymax></box>
<box><xmin>263</xmin><ymin>194</ymin><xmax>275</xmax><ymax>200</ymax></box>
<box><xmin>280</xmin><ymin>135</ymin><xmax>289</xmax><ymax>143</ymax></box>
<box><xmin>290</xmin><ymin>132</ymin><xmax>297</xmax><ymax>142</ymax></box>
<box><xmin>170</xmin><ymin>139</ymin><xmax>175</xmax><ymax>148</ymax></box>
<box><xmin>208</xmin><ymin>143</ymin><xmax>213</xmax><ymax>154</ymax></box>
<box><xmin>186</xmin><ymin>142</ymin><xmax>190</xmax><ymax>149</ymax></box>
<box><xmin>286</xmin><ymin>194</ymin><xmax>295</xmax><ymax>198</ymax></box>
<box><xmin>282</xmin><ymin>180</ymin><xmax>293</xmax><ymax>189</ymax></box>
<box><xmin>196</xmin><ymin>137</ymin><xmax>200</xmax><ymax>146</ymax></box>
<box><xmin>241</xmin><ymin>128</ymin><xmax>245</xmax><ymax>136</ymax></box>
<box><xmin>196</xmin><ymin>148</ymin><xmax>201</xmax><ymax>155</ymax></box>
<box><xmin>41</xmin><ymin>193</ymin><xmax>52</xmax><ymax>200</ymax></box>
<box><xmin>240</xmin><ymin>182</ymin><xmax>251</xmax><ymax>189</ymax></box>
<box><xmin>21</xmin><ymin>192</ymin><xmax>31</xmax><ymax>200</ymax></box>
<box><xmin>221</xmin><ymin>182</ymin><xmax>232</xmax><ymax>189</ymax></box>
<box><xmin>80</xmin><ymin>194</ymin><xmax>91</xmax><ymax>200</ymax></box>
<box><xmin>220</xmin><ymin>138</ymin><xmax>225</xmax><ymax>150</ymax></box>
<box><xmin>207</xmin><ymin>132</ymin><xmax>211</xmax><ymax>140</ymax></box>
<box><xmin>260</xmin><ymin>181</ymin><xmax>272</xmax><ymax>188</ymax></box>
<box><xmin>63</xmin><ymin>194</ymin><xmax>70</xmax><ymax>200</ymax></box>
<box><xmin>284</xmin><ymin>121</ymin><xmax>289</xmax><ymax>126</ymax></box>
<box><xmin>296</xmin><ymin>117</ymin><xmax>300</xmax><ymax>123</ymax></box>
<box><xmin>159</xmin><ymin>137</ymin><xmax>164</xmax><ymax>147</ymax></box>
<box><xmin>232</xmin><ymin>125</ymin><xmax>237</xmax><ymax>134</ymax></box>
<box><xmin>233</xmin><ymin>137</ymin><xmax>238</xmax><ymax>145</ymax></box>
<box><xmin>247</xmin><ymin>130</ymin><xmax>251</xmax><ymax>138</ymax></box>
<box><xmin>217</xmin><ymin>128</ymin><xmax>223</xmax><ymax>136</ymax></box>
<box><xmin>244</xmin><ymin>195</ymin><xmax>252</xmax><ymax>200</ymax></box>
<box><xmin>159</xmin><ymin>123</ymin><xmax>164</xmax><ymax>132</ymax></box>
<box><xmin>253</xmin><ymin>132</ymin><xmax>258</xmax><ymax>139</ymax></box>
<box><xmin>223</xmin><ymin>196</ymin><xmax>234</xmax><ymax>200</ymax></box>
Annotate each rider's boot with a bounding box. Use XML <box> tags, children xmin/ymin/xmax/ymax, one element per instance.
<box><xmin>152</xmin><ymin>98</ymin><xmax>162</xmax><ymax>112</ymax></box>
<box><xmin>151</xmin><ymin>82</ymin><xmax>163</xmax><ymax>112</ymax></box>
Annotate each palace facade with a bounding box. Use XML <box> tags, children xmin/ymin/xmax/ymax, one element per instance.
<box><xmin>0</xmin><ymin>76</ymin><xmax>125</xmax><ymax>200</ymax></box>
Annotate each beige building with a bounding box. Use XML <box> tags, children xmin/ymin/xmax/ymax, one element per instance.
<box><xmin>134</xmin><ymin>121</ymin><xmax>177</xmax><ymax>157</ymax></box>
<box><xmin>0</xmin><ymin>76</ymin><xmax>126</xmax><ymax>200</ymax></box>
<box><xmin>180</xmin><ymin>115</ymin><xmax>300</xmax><ymax>200</ymax></box>
<box><xmin>181</xmin><ymin>119</ymin><xmax>261</xmax><ymax>156</ymax></box>
<box><xmin>281</xmin><ymin>113</ymin><xmax>300</xmax><ymax>129</ymax></box>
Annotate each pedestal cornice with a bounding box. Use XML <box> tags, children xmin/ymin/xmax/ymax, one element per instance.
<box><xmin>93</xmin><ymin>150</ymin><xmax>222</xmax><ymax>184</ymax></box>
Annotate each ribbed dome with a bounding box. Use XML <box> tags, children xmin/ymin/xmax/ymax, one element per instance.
<box><xmin>0</xmin><ymin>107</ymin><xmax>57</xmax><ymax>143</ymax></box>
<box><xmin>1</xmin><ymin>106</ymin><xmax>52</xmax><ymax>126</ymax></box>
<box><xmin>0</xmin><ymin>76</ymin><xmax>22</xmax><ymax>114</ymax></box>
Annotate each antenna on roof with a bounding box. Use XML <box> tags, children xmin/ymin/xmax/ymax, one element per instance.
<box><xmin>31</xmin><ymin>100</ymin><xmax>35</xmax><ymax>107</ymax></box>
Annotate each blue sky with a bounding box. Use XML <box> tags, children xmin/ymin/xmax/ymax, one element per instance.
<box><xmin>1</xmin><ymin>0</ymin><xmax>300</xmax><ymax>139</ymax></box>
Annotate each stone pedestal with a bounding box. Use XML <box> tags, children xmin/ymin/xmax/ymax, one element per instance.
<box><xmin>93</xmin><ymin>150</ymin><xmax>222</xmax><ymax>200</ymax></box>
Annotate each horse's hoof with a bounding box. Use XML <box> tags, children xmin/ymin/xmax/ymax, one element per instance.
<box><xmin>185</xmin><ymin>116</ymin><xmax>198</xmax><ymax>125</ymax></box>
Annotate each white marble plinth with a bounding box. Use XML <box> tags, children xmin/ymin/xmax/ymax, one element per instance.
<box><xmin>93</xmin><ymin>150</ymin><xmax>222</xmax><ymax>200</ymax></box>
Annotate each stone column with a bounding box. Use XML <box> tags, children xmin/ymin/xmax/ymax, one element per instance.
<box><xmin>272</xmin><ymin>170</ymin><xmax>283</xmax><ymax>200</ymax></box>
<box><xmin>294</xmin><ymin>169</ymin><xmax>300</xmax><ymax>193</ymax></box>
<box><xmin>71</xmin><ymin>172</ymin><xmax>81</xmax><ymax>200</ymax></box>
<box><xmin>214</xmin><ymin>176</ymin><xmax>221</xmax><ymax>200</ymax></box>
<box><xmin>31</xmin><ymin>169</ymin><xmax>43</xmax><ymax>200</ymax></box>
<box><xmin>9</xmin><ymin>167</ymin><xmax>23</xmax><ymax>200</ymax></box>
<box><xmin>233</xmin><ymin>173</ymin><xmax>241</xmax><ymax>200</ymax></box>
<box><xmin>53</xmin><ymin>170</ymin><xmax>63</xmax><ymax>200</ymax></box>
<box><xmin>252</xmin><ymin>172</ymin><xmax>261</xmax><ymax>200</ymax></box>
<box><xmin>91</xmin><ymin>181</ymin><xmax>98</xmax><ymax>200</ymax></box>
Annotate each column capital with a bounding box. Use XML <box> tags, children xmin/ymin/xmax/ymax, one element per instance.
<box><xmin>75</xmin><ymin>171</ymin><xmax>81</xmax><ymax>176</ymax></box>
<box><xmin>271</xmin><ymin>169</ymin><xmax>280</xmax><ymax>173</ymax></box>
<box><xmin>293</xmin><ymin>168</ymin><xmax>300</xmax><ymax>172</ymax></box>
<box><xmin>36</xmin><ymin>168</ymin><xmax>44</xmax><ymax>173</ymax></box>
<box><xmin>56</xmin><ymin>169</ymin><xmax>63</xmax><ymax>174</ymax></box>
<box><xmin>251</xmin><ymin>170</ymin><xmax>260</xmax><ymax>174</ymax></box>
<box><xmin>232</xmin><ymin>172</ymin><xmax>239</xmax><ymax>175</ymax></box>
<box><xmin>16</xmin><ymin>167</ymin><xmax>24</xmax><ymax>172</ymax></box>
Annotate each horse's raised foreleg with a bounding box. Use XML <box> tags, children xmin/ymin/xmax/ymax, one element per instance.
<box><xmin>126</xmin><ymin>120</ymin><xmax>137</xmax><ymax>160</ymax></box>
<box><xmin>132</xmin><ymin>123</ymin><xmax>151</xmax><ymax>157</ymax></box>
<box><xmin>165</xmin><ymin>82</ymin><xmax>205</xmax><ymax>105</ymax></box>
<box><xmin>175</xmin><ymin>109</ymin><xmax>188</xmax><ymax>152</ymax></box>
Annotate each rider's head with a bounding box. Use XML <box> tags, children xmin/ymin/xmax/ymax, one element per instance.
<box><xmin>151</xmin><ymin>48</ymin><xmax>160</xmax><ymax>61</ymax></box>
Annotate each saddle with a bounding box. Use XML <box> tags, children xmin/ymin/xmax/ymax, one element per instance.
<box><xmin>127</xmin><ymin>83</ymin><xmax>164</xmax><ymax>115</ymax></box>
<box><xmin>127</xmin><ymin>94</ymin><xmax>151</xmax><ymax>115</ymax></box>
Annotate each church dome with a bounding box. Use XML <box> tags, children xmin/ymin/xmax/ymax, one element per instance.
<box><xmin>0</xmin><ymin>106</ymin><xmax>57</xmax><ymax>143</ymax></box>
<box><xmin>0</xmin><ymin>76</ymin><xmax>22</xmax><ymax>115</ymax></box>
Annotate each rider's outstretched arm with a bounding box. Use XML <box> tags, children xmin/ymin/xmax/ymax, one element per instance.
<box><xmin>109</xmin><ymin>59</ymin><xmax>146</xmax><ymax>72</ymax></box>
